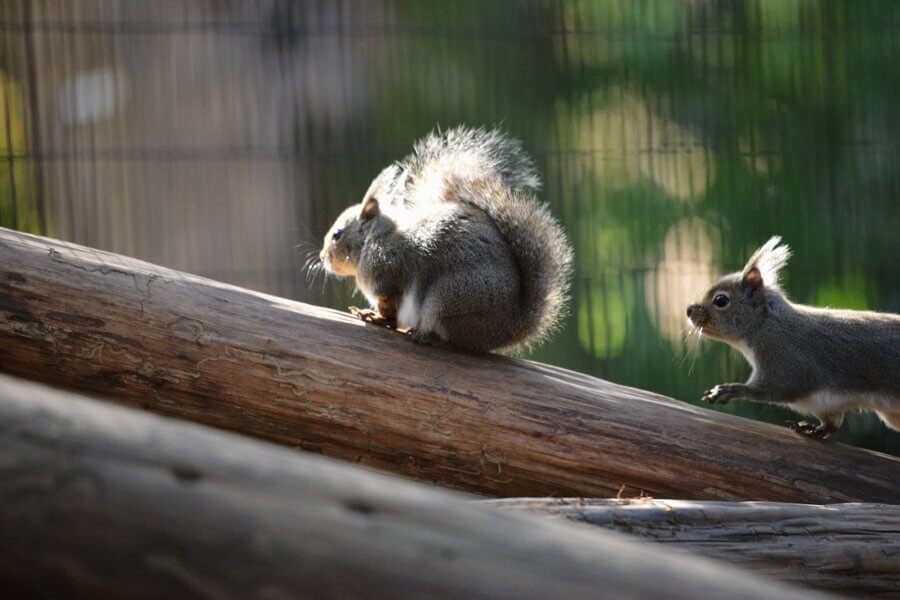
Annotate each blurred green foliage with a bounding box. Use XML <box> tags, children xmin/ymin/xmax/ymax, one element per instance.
<box><xmin>2</xmin><ymin>0</ymin><xmax>896</xmax><ymax>454</ymax></box>
<box><xmin>313</xmin><ymin>0</ymin><xmax>900</xmax><ymax>454</ymax></box>
<box><xmin>0</xmin><ymin>71</ymin><xmax>42</xmax><ymax>234</ymax></box>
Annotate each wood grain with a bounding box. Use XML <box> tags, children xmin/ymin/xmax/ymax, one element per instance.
<box><xmin>0</xmin><ymin>226</ymin><xmax>898</xmax><ymax>501</ymax></box>
<box><xmin>486</xmin><ymin>498</ymin><xmax>900</xmax><ymax>597</ymax></box>
<box><xmin>0</xmin><ymin>374</ymin><xmax>827</xmax><ymax>599</ymax></box>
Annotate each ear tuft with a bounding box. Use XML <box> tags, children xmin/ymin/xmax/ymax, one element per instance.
<box><xmin>360</xmin><ymin>197</ymin><xmax>380</xmax><ymax>221</ymax></box>
<box><xmin>742</xmin><ymin>235</ymin><xmax>791</xmax><ymax>288</ymax></box>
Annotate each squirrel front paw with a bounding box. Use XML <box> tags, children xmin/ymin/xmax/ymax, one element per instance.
<box><xmin>701</xmin><ymin>384</ymin><xmax>740</xmax><ymax>405</ymax></box>
<box><xmin>786</xmin><ymin>420</ymin><xmax>836</xmax><ymax>439</ymax></box>
<box><xmin>349</xmin><ymin>306</ymin><xmax>394</xmax><ymax>328</ymax></box>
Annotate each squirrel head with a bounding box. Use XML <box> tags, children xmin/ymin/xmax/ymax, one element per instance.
<box><xmin>320</xmin><ymin>180</ymin><xmax>397</xmax><ymax>277</ymax></box>
<box><xmin>686</xmin><ymin>236</ymin><xmax>791</xmax><ymax>344</ymax></box>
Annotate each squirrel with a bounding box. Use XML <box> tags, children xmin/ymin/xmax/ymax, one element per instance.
<box><xmin>687</xmin><ymin>236</ymin><xmax>900</xmax><ymax>438</ymax></box>
<box><xmin>318</xmin><ymin>127</ymin><xmax>573</xmax><ymax>353</ymax></box>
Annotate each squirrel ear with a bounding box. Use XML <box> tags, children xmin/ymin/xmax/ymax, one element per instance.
<box><xmin>741</xmin><ymin>236</ymin><xmax>791</xmax><ymax>289</ymax></box>
<box><xmin>360</xmin><ymin>197</ymin><xmax>380</xmax><ymax>221</ymax></box>
<box><xmin>743</xmin><ymin>267</ymin><xmax>764</xmax><ymax>289</ymax></box>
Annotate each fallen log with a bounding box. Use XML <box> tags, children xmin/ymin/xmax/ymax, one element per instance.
<box><xmin>486</xmin><ymin>498</ymin><xmax>900</xmax><ymax>597</ymax></box>
<box><xmin>0</xmin><ymin>374</ymin><xmax>827</xmax><ymax>599</ymax></box>
<box><xmin>0</xmin><ymin>227</ymin><xmax>898</xmax><ymax>502</ymax></box>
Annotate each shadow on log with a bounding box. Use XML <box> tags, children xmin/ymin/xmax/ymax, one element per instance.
<box><xmin>485</xmin><ymin>498</ymin><xmax>900</xmax><ymax>597</ymax></box>
<box><xmin>0</xmin><ymin>374</ymin><xmax>828</xmax><ymax>599</ymax></box>
<box><xmin>0</xmin><ymin>227</ymin><xmax>898</xmax><ymax>501</ymax></box>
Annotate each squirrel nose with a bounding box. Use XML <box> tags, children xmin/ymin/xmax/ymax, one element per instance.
<box><xmin>687</xmin><ymin>305</ymin><xmax>696</xmax><ymax>319</ymax></box>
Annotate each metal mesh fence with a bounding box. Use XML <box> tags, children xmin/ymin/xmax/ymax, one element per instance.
<box><xmin>1</xmin><ymin>0</ymin><xmax>898</xmax><ymax>452</ymax></box>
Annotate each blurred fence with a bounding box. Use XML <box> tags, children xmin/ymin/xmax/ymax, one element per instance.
<box><xmin>0</xmin><ymin>0</ymin><xmax>385</xmax><ymax>298</ymax></box>
<box><xmin>1</xmin><ymin>0</ymin><xmax>898</xmax><ymax>453</ymax></box>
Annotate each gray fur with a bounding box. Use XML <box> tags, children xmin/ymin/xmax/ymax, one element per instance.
<box><xmin>687</xmin><ymin>236</ymin><xmax>900</xmax><ymax>436</ymax></box>
<box><xmin>405</xmin><ymin>126</ymin><xmax>542</xmax><ymax>194</ymax></box>
<box><xmin>319</xmin><ymin>127</ymin><xmax>572</xmax><ymax>353</ymax></box>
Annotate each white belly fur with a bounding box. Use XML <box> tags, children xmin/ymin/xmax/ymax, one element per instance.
<box><xmin>792</xmin><ymin>389</ymin><xmax>897</xmax><ymax>422</ymax></box>
<box><xmin>397</xmin><ymin>287</ymin><xmax>420</xmax><ymax>331</ymax></box>
<box><xmin>355</xmin><ymin>277</ymin><xmax>379</xmax><ymax>308</ymax></box>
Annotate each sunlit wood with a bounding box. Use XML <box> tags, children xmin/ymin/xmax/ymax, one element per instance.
<box><xmin>0</xmin><ymin>226</ymin><xmax>898</xmax><ymax>502</ymax></box>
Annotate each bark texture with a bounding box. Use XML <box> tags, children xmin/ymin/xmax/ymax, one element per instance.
<box><xmin>0</xmin><ymin>227</ymin><xmax>898</xmax><ymax>501</ymax></box>
<box><xmin>486</xmin><ymin>498</ymin><xmax>900</xmax><ymax>597</ymax></box>
<box><xmin>0</xmin><ymin>374</ymin><xmax>828</xmax><ymax>599</ymax></box>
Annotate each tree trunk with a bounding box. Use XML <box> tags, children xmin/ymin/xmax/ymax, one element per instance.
<box><xmin>485</xmin><ymin>498</ymin><xmax>900</xmax><ymax>597</ymax></box>
<box><xmin>0</xmin><ymin>227</ymin><xmax>898</xmax><ymax>501</ymax></box>
<box><xmin>0</xmin><ymin>374</ymin><xmax>826</xmax><ymax>599</ymax></box>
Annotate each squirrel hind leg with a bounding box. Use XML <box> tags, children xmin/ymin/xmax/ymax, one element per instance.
<box><xmin>415</xmin><ymin>271</ymin><xmax>519</xmax><ymax>353</ymax></box>
<box><xmin>434</xmin><ymin>312</ymin><xmax>510</xmax><ymax>353</ymax></box>
<box><xmin>787</xmin><ymin>412</ymin><xmax>843</xmax><ymax>439</ymax></box>
<box><xmin>407</xmin><ymin>327</ymin><xmax>446</xmax><ymax>348</ymax></box>
<box><xmin>408</xmin><ymin>314</ymin><xmax>504</xmax><ymax>354</ymax></box>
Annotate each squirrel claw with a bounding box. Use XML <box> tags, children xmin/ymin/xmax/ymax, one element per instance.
<box><xmin>701</xmin><ymin>385</ymin><xmax>732</xmax><ymax>405</ymax></box>
<box><xmin>349</xmin><ymin>306</ymin><xmax>376</xmax><ymax>320</ymax></box>
<box><xmin>349</xmin><ymin>306</ymin><xmax>393</xmax><ymax>327</ymax></box>
<box><xmin>786</xmin><ymin>420</ymin><xmax>834</xmax><ymax>439</ymax></box>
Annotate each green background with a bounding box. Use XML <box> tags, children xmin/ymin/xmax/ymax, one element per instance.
<box><xmin>2</xmin><ymin>0</ymin><xmax>898</xmax><ymax>454</ymax></box>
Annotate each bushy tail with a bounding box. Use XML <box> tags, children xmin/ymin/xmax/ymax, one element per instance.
<box><xmin>404</xmin><ymin>126</ymin><xmax>542</xmax><ymax>195</ymax></box>
<box><xmin>473</xmin><ymin>182</ymin><xmax>573</xmax><ymax>351</ymax></box>
<box><xmin>405</xmin><ymin>127</ymin><xmax>573</xmax><ymax>351</ymax></box>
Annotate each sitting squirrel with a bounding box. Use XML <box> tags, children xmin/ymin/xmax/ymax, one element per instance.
<box><xmin>687</xmin><ymin>236</ymin><xmax>900</xmax><ymax>438</ymax></box>
<box><xmin>319</xmin><ymin>127</ymin><xmax>573</xmax><ymax>353</ymax></box>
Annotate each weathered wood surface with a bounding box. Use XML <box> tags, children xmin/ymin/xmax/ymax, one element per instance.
<box><xmin>486</xmin><ymin>498</ymin><xmax>900</xmax><ymax>597</ymax></box>
<box><xmin>0</xmin><ymin>375</ymin><xmax>828</xmax><ymax>600</ymax></box>
<box><xmin>0</xmin><ymin>227</ymin><xmax>898</xmax><ymax>502</ymax></box>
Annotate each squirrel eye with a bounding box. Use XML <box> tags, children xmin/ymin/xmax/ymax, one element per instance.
<box><xmin>713</xmin><ymin>294</ymin><xmax>730</xmax><ymax>308</ymax></box>
<box><xmin>332</xmin><ymin>229</ymin><xmax>343</xmax><ymax>241</ymax></box>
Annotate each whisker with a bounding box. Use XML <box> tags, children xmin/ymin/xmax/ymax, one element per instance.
<box><xmin>293</xmin><ymin>219</ymin><xmax>319</xmax><ymax>241</ymax></box>
<box><xmin>672</xmin><ymin>323</ymin><xmax>693</xmax><ymax>365</ymax></box>
<box><xmin>295</xmin><ymin>241</ymin><xmax>319</xmax><ymax>253</ymax></box>
<box><xmin>304</xmin><ymin>255</ymin><xmax>320</xmax><ymax>271</ymax></box>
<box><xmin>307</xmin><ymin>262</ymin><xmax>324</xmax><ymax>287</ymax></box>
<box><xmin>676</xmin><ymin>323</ymin><xmax>702</xmax><ymax>373</ymax></box>
<box><xmin>687</xmin><ymin>326</ymin><xmax>703</xmax><ymax>376</ymax></box>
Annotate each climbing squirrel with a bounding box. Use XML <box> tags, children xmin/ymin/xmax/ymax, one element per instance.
<box><xmin>318</xmin><ymin>127</ymin><xmax>573</xmax><ymax>353</ymax></box>
<box><xmin>687</xmin><ymin>236</ymin><xmax>900</xmax><ymax>438</ymax></box>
